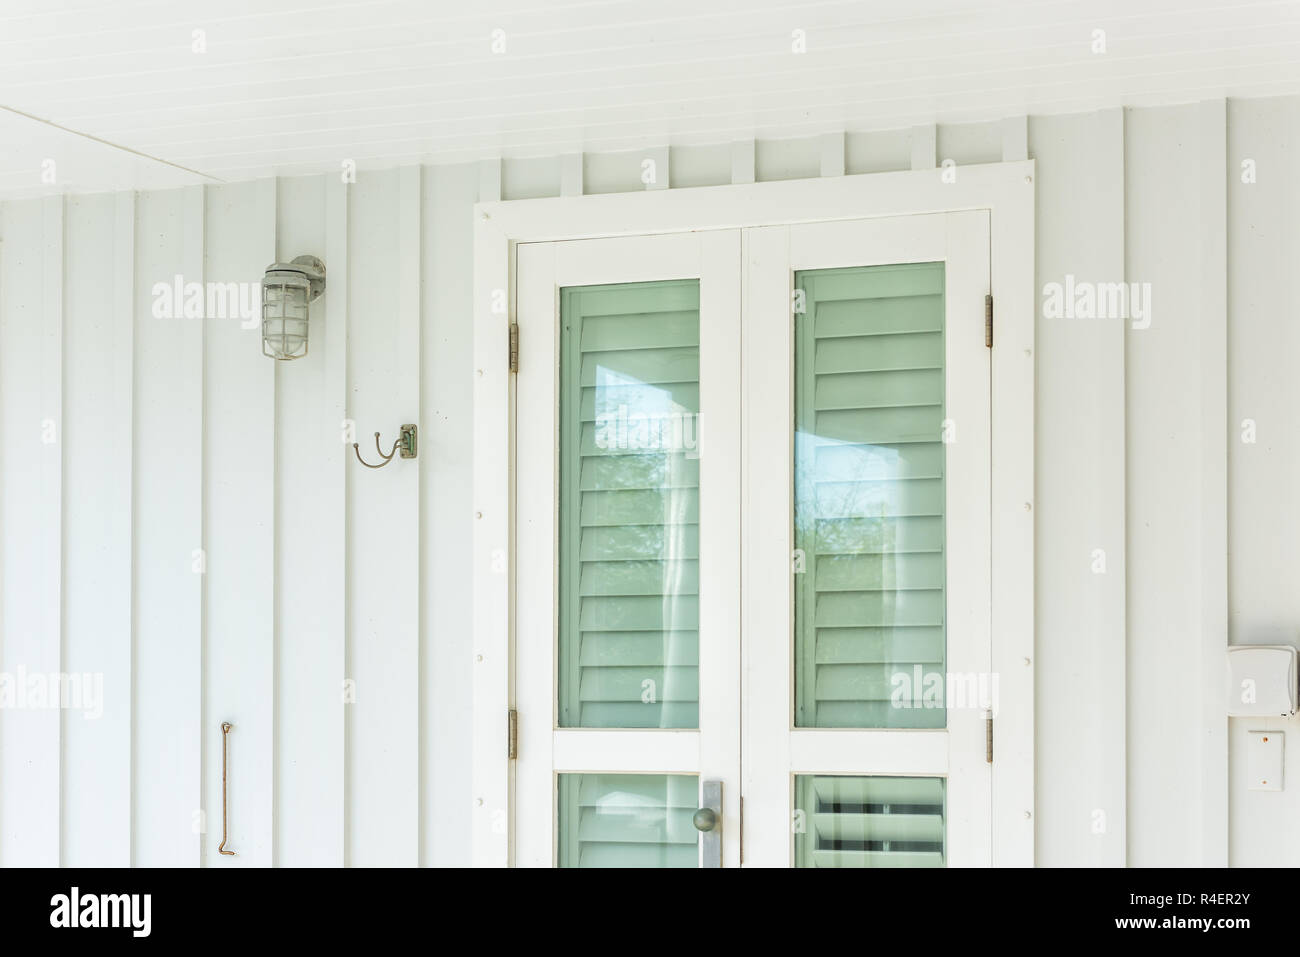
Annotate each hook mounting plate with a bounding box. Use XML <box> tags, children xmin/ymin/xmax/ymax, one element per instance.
<box><xmin>398</xmin><ymin>423</ymin><xmax>418</xmax><ymax>459</ymax></box>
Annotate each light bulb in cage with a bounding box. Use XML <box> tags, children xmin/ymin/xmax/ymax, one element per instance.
<box><xmin>262</xmin><ymin>256</ymin><xmax>325</xmax><ymax>360</ymax></box>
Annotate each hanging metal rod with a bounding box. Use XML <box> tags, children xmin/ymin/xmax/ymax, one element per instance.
<box><xmin>218</xmin><ymin>721</ymin><xmax>236</xmax><ymax>856</ymax></box>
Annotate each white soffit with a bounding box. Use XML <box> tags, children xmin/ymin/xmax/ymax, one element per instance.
<box><xmin>1</xmin><ymin>0</ymin><xmax>1299</xmax><ymax>196</ymax></box>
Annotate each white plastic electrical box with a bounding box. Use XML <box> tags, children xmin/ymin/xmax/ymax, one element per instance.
<box><xmin>1226</xmin><ymin>645</ymin><xmax>1298</xmax><ymax>717</ymax></box>
<box><xmin>1247</xmin><ymin>731</ymin><xmax>1283</xmax><ymax>791</ymax></box>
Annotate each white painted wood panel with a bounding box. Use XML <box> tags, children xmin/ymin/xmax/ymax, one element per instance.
<box><xmin>1124</xmin><ymin>105</ymin><xmax>1202</xmax><ymax>867</ymax></box>
<box><xmin>131</xmin><ymin>187</ymin><xmax>203</xmax><ymax>866</ymax></box>
<box><xmin>345</xmin><ymin>168</ymin><xmax>421</xmax><ymax>866</ymax></box>
<box><xmin>201</xmin><ymin>178</ymin><xmax>277</xmax><ymax>866</ymax></box>
<box><xmin>62</xmin><ymin>192</ymin><xmax>133</xmax><ymax>866</ymax></box>
<box><xmin>1226</xmin><ymin>97</ymin><xmax>1300</xmax><ymax>867</ymax></box>
<box><xmin>0</xmin><ymin>196</ymin><xmax>62</xmax><ymax>866</ymax></box>
<box><xmin>1028</xmin><ymin>110</ymin><xmax>1126</xmax><ymax>867</ymax></box>
<box><xmin>274</xmin><ymin>174</ymin><xmax>346</xmax><ymax>866</ymax></box>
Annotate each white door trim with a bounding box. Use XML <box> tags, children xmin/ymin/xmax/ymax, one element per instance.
<box><xmin>472</xmin><ymin>161</ymin><xmax>1036</xmax><ymax>867</ymax></box>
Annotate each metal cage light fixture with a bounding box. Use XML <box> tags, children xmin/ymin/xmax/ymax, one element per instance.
<box><xmin>262</xmin><ymin>255</ymin><xmax>325</xmax><ymax>360</ymax></box>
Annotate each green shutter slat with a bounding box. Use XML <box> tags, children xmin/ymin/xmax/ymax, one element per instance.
<box><xmin>815</xmin><ymin>369</ymin><xmax>943</xmax><ymax>411</ymax></box>
<box><xmin>577</xmin><ymin>702</ymin><xmax>700</xmax><ymax>728</ymax></box>
<box><xmin>815</xmin><ymin>702</ymin><xmax>947</xmax><ymax>728</ymax></box>
<box><xmin>578</xmin><ymin>595</ymin><xmax>699</xmax><ymax>631</ymax></box>
<box><xmin>582</xmin><ymin>383</ymin><xmax>701</xmax><ymax>420</ymax></box>
<box><xmin>804</xmin><ymin>267</ymin><xmax>944</xmax><ymax>301</ymax></box>
<box><xmin>580</xmin><ymin>424</ymin><xmax>702</xmax><ymax>457</ymax></box>
<box><xmin>561</xmin><ymin>280</ymin><xmax>701</xmax><ymax>731</ymax></box>
<box><xmin>810</xmin><ymin>850</ymin><xmax>945</xmax><ymax>868</ymax></box>
<box><xmin>814</xmin><ymin>590</ymin><xmax>945</xmax><ymax>628</ymax></box>
<box><xmin>574</xmin><ymin>773</ymin><xmax>699</xmax><ymax>806</ymax></box>
<box><xmin>579</xmin><ymin>844</ymin><xmax>699</xmax><ymax>867</ymax></box>
<box><xmin>580</xmin><ymin>525</ymin><xmax>701</xmax><ymax>561</ymax></box>
<box><xmin>814</xmin><ymin>295</ymin><xmax>944</xmax><ymax>337</ymax></box>
<box><xmin>814</xmin><ymin>332</ymin><xmax>942</xmax><ymax>375</ymax></box>
<box><xmin>812</xmin><ymin>811</ymin><xmax>943</xmax><ymax>843</ymax></box>
<box><xmin>581</xmin><ymin>310</ymin><xmax>699</xmax><ymax>351</ymax></box>
<box><xmin>814</xmin><ymin>627</ymin><xmax>945</xmax><ymax>664</ymax></box>
<box><xmin>580</xmin><ymin>456</ymin><xmax>700</xmax><ymax>491</ymax></box>
<box><xmin>812</xmin><ymin>477</ymin><xmax>945</xmax><ymax>519</ymax></box>
<box><xmin>579</xmin><ymin>349</ymin><xmax>698</xmax><ymax>387</ymax></box>
<box><xmin>578</xmin><ymin>666</ymin><xmax>700</xmax><ymax>702</ymax></box>
<box><xmin>578</xmin><ymin>490</ymin><xmax>699</xmax><ymax>525</ymax></box>
<box><xmin>814</xmin><ymin>663</ymin><xmax>951</xmax><ymax>701</ymax></box>
<box><xmin>814</xmin><ymin>553</ymin><xmax>944</xmax><ymax>591</ymax></box>
<box><xmin>577</xmin><ymin>808</ymin><xmax>699</xmax><ymax>844</ymax></box>
<box><xmin>816</xmin><ymin>516</ymin><xmax>944</xmax><ymax>555</ymax></box>
<box><xmin>579</xmin><ymin>631</ymin><xmax>700</xmax><ymax>666</ymax></box>
<box><xmin>573</xmin><ymin>283</ymin><xmax>700</xmax><ymax>316</ymax></box>
<box><xmin>579</xmin><ymin>560</ymin><xmax>700</xmax><ymax>597</ymax></box>
<box><xmin>813</xmin><ymin>405</ymin><xmax>943</xmax><ymax>445</ymax></box>
<box><xmin>813</xmin><ymin>443</ymin><xmax>943</xmax><ymax>480</ymax></box>
<box><xmin>795</xmin><ymin>262</ymin><xmax>946</xmax><ymax>729</ymax></box>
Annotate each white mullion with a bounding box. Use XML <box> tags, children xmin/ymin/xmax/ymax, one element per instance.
<box><xmin>940</xmin><ymin>209</ymin><xmax>993</xmax><ymax>868</ymax></box>
<box><xmin>514</xmin><ymin>240</ymin><xmax>559</xmax><ymax>868</ymax></box>
<box><xmin>790</xmin><ymin>731</ymin><xmax>950</xmax><ymax>776</ymax></box>
<box><xmin>698</xmin><ymin>228</ymin><xmax>742</xmax><ymax>867</ymax></box>
<box><xmin>553</xmin><ymin>730</ymin><xmax>701</xmax><ymax>773</ymax></box>
<box><xmin>739</xmin><ymin>224</ymin><xmax>794</xmax><ymax>867</ymax></box>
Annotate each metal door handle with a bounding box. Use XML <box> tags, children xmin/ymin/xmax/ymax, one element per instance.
<box><xmin>697</xmin><ymin>780</ymin><xmax>722</xmax><ymax>868</ymax></box>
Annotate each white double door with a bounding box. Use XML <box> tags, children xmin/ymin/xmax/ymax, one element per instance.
<box><xmin>514</xmin><ymin>213</ymin><xmax>992</xmax><ymax>867</ymax></box>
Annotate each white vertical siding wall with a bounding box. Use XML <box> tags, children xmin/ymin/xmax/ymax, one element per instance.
<box><xmin>1030</xmin><ymin>109</ymin><xmax>1129</xmax><ymax>867</ymax></box>
<box><xmin>0</xmin><ymin>98</ymin><xmax>1291</xmax><ymax>866</ymax></box>
<box><xmin>1227</xmin><ymin>97</ymin><xmax>1300</xmax><ymax>867</ymax></box>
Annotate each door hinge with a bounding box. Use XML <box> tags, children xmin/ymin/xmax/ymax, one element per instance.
<box><xmin>739</xmin><ymin>795</ymin><xmax>744</xmax><ymax>866</ymax></box>
<box><xmin>507</xmin><ymin>709</ymin><xmax>518</xmax><ymax>759</ymax></box>
<box><xmin>985</xmin><ymin>712</ymin><xmax>993</xmax><ymax>763</ymax></box>
<box><xmin>984</xmin><ymin>294</ymin><xmax>993</xmax><ymax>348</ymax></box>
<box><xmin>508</xmin><ymin>322</ymin><xmax>519</xmax><ymax>373</ymax></box>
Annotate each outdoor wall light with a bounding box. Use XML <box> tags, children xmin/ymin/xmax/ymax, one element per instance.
<box><xmin>262</xmin><ymin>256</ymin><xmax>325</xmax><ymax>359</ymax></box>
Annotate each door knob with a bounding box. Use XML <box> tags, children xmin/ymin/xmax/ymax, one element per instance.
<box><xmin>692</xmin><ymin>807</ymin><xmax>717</xmax><ymax>832</ymax></box>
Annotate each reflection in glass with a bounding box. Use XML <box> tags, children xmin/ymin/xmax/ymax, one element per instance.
<box><xmin>558</xmin><ymin>773</ymin><xmax>699</xmax><ymax>867</ymax></box>
<box><xmin>559</xmin><ymin>280</ymin><xmax>701</xmax><ymax>728</ymax></box>
<box><xmin>794</xmin><ymin>775</ymin><xmax>946</xmax><ymax>867</ymax></box>
<box><xmin>794</xmin><ymin>263</ymin><xmax>946</xmax><ymax>728</ymax></box>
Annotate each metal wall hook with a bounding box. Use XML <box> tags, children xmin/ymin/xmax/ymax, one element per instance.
<box><xmin>218</xmin><ymin>721</ymin><xmax>236</xmax><ymax>856</ymax></box>
<box><xmin>352</xmin><ymin>424</ymin><xmax>417</xmax><ymax>469</ymax></box>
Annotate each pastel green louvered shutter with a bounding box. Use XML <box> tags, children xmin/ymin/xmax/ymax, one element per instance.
<box><xmin>795</xmin><ymin>775</ymin><xmax>946</xmax><ymax>867</ymax></box>
<box><xmin>794</xmin><ymin>262</ymin><xmax>947</xmax><ymax>729</ymax></box>
<box><xmin>559</xmin><ymin>279</ymin><xmax>701</xmax><ymax>729</ymax></box>
<box><xmin>558</xmin><ymin>773</ymin><xmax>699</xmax><ymax>867</ymax></box>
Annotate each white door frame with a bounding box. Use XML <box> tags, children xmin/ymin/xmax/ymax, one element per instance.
<box><xmin>472</xmin><ymin>161</ymin><xmax>1036</xmax><ymax>867</ymax></box>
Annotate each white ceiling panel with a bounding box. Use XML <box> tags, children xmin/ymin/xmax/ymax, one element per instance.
<box><xmin>2</xmin><ymin>0</ymin><xmax>1299</xmax><ymax>194</ymax></box>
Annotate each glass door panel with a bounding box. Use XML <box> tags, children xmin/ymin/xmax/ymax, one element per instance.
<box><xmin>793</xmin><ymin>262</ymin><xmax>947</xmax><ymax>729</ymax></box>
<box><xmin>794</xmin><ymin>775</ymin><xmax>946</xmax><ymax>868</ymax></box>
<box><xmin>558</xmin><ymin>773</ymin><xmax>699</xmax><ymax>867</ymax></box>
<box><xmin>559</xmin><ymin>280</ymin><xmax>702</xmax><ymax>729</ymax></box>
